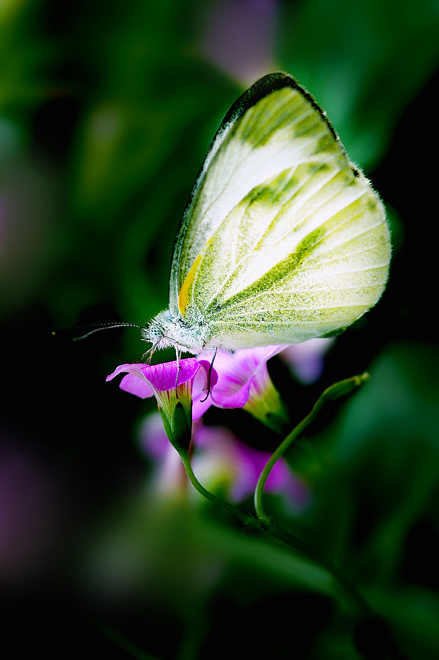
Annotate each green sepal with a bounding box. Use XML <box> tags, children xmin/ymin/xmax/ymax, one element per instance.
<box><xmin>158</xmin><ymin>408</ymin><xmax>173</xmax><ymax>443</ymax></box>
<box><xmin>244</xmin><ymin>381</ymin><xmax>290</xmax><ymax>434</ymax></box>
<box><xmin>167</xmin><ymin>400</ymin><xmax>192</xmax><ymax>458</ymax></box>
<box><xmin>310</xmin><ymin>373</ymin><xmax>370</xmax><ymax>421</ymax></box>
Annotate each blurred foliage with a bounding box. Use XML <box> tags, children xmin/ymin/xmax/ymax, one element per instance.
<box><xmin>1</xmin><ymin>0</ymin><xmax>238</xmax><ymax>326</ymax></box>
<box><xmin>1</xmin><ymin>0</ymin><xmax>439</xmax><ymax>658</ymax></box>
<box><xmin>2</xmin><ymin>0</ymin><xmax>437</xmax><ymax>329</ymax></box>
<box><xmin>278</xmin><ymin>0</ymin><xmax>439</xmax><ymax>169</ymax></box>
<box><xmin>296</xmin><ymin>342</ymin><xmax>439</xmax><ymax>658</ymax></box>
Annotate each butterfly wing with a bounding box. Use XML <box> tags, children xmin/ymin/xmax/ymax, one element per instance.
<box><xmin>169</xmin><ymin>73</ymin><xmax>390</xmax><ymax>350</ymax></box>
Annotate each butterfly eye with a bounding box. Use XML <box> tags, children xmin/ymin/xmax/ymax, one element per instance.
<box><xmin>141</xmin><ymin>322</ymin><xmax>162</xmax><ymax>344</ymax></box>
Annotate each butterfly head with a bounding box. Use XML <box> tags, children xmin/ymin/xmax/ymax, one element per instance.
<box><xmin>141</xmin><ymin>309</ymin><xmax>210</xmax><ymax>355</ymax></box>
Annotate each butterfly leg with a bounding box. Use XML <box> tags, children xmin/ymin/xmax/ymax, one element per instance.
<box><xmin>200</xmin><ymin>347</ymin><xmax>218</xmax><ymax>403</ymax></box>
<box><xmin>175</xmin><ymin>348</ymin><xmax>182</xmax><ymax>395</ymax></box>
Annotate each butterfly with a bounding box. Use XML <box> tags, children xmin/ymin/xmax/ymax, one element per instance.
<box><xmin>143</xmin><ymin>72</ymin><xmax>391</xmax><ymax>356</ymax></box>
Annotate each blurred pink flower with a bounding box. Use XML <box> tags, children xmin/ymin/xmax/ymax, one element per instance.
<box><xmin>193</xmin><ymin>424</ymin><xmax>309</xmax><ymax>509</ymax></box>
<box><xmin>139</xmin><ymin>413</ymin><xmax>310</xmax><ymax>511</ymax></box>
<box><xmin>201</xmin><ymin>0</ymin><xmax>279</xmax><ymax>86</ymax></box>
<box><xmin>0</xmin><ymin>441</ymin><xmax>56</xmax><ymax>582</ymax></box>
<box><xmin>281</xmin><ymin>338</ymin><xmax>335</xmax><ymax>384</ymax></box>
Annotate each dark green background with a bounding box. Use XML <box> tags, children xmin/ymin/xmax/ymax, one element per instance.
<box><xmin>1</xmin><ymin>1</ymin><xmax>438</xmax><ymax>658</ymax></box>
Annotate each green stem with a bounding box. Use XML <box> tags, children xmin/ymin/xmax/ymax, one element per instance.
<box><xmin>254</xmin><ymin>372</ymin><xmax>369</xmax><ymax>523</ymax></box>
<box><xmin>180</xmin><ymin>453</ymin><xmax>251</xmax><ymax>526</ymax></box>
<box><xmin>254</xmin><ymin>408</ymin><xmax>318</xmax><ymax>523</ymax></box>
<box><xmin>251</xmin><ymin>373</ymin><xmax>373</xmax><ymax>616</ymax></box>
<box><xmin>180</xmin><ymin>374</ymin><xmax>371</xmax><ymax>617</ymax></box>
<box><xmin>182</xmin><ymin>450</ymin><xmax>371</xmax><ymax>615</ymax></box>
<box><xmin>180</xmin><ymin>453</ymin><xmax>371</xmax><ymax>616</ymax></box>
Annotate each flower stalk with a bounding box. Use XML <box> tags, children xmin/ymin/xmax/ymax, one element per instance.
<box><xmin>179</xmin><ymin>453</ymin><xmax>251</xmax><ymax>526</ymax></box>
<box><xmin>254</xmin><ymin>372</ymin><xmax>370</xmax><ymax>524</ymax></box>
<box><xmin>181</xmin><ymin>448</ymin><xmax>372</xmax><ymax>616</ymax></box>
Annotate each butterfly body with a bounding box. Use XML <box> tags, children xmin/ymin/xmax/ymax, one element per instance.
<box><xmin>143</xmin><ymin>73</ymin><xmax>391</xmax><ymax>355</ymax></box>
<box><xmin>145</xmin><ymin>309</ymin><xmax>210</xmax><ymax>354</ymax></box>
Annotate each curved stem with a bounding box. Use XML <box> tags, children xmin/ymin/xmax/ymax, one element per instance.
<box><xmin>252</xmin><ymin>373</ymin><xmax>373</xmax><ymax>618</ymax></box>
<box><xmin>254</xmin><ymin>372</ymin><xmax>369</xmax><ymax>523</ymax></box>
<box><xmin>180</xmin><ymin>454</ymin><xmax>250</xmax><ymax>526</ymax></box>
<box><xmin>254</xmin><ymin>409</ymin><xmax>317</xmax><ymax>523</ymax></box>
<box><xmin>182</xmin><ymin>449</ymin><xmax>372</xmax><ymax>616</ymax></box>
<box><xmin>180</xmin><ymin>374</ymin><xmax>372</xmax><ymax>618</ymax></box>
<box><xmin>180</xmin><ymin>454</ymin><xmax>371</xmax><ymax>616</ymax></box>
<box><xmin>181</xmin><ymin>456</ymin><xmax>372</xmax><ymax>616</ymax></box>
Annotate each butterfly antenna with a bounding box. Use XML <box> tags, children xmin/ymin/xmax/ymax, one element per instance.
<box><xmin>72</xmin><ymin>322</ymin><xmax>145</xmax><ymax>341</ymax></box>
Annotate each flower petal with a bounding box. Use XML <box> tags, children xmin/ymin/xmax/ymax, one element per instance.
<box><xmin>192</xmin><ymin>392</ymin><xmax>213</xmax><ymax>420</ymax></box>
<box><xmin>281</xmin><ymin>338</ymin><xmax>335</xmax><ymax>384</ymax></box>
<box><xmin>211</xmin><ymin>376</ymin><xmax>254</xmax><ymax>409</ymax></box>
<box><xmin>145</xmin><ymin>358</ymin><xmax>200</xmax><ymax>391</ymax></box>
<box><xmin>204</xmin><ymin>346</ymin><xmax>286</xmax><ymax>410</ymax></box>
<box><xmin>192</xmin><ymin>359</ymin><xmax>218</xmax><ymax>419</ymax></box>
<box><xmin>194</xmin><ymin>359</ymin><xmax>219</xmax><ymax>391</ymax></box>
<box><xmin>119</xmin><ymin>373</ymin><xmax>154</xmax><ymax>399</ymax></box>
<box><xmin>106</xmin><ymin>362</ymin><xmax>146</xmax><ymax>382</ymax></box>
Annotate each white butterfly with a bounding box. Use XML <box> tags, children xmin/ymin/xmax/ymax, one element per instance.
<box><xmin>143</xmin><ymin>72</ymin><xmax>391</xmax><ymax>355</ymax></box>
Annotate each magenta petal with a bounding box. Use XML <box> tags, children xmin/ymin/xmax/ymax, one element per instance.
<box><xmin>106</xmin><ymin>362</ymin><xmax>146</xmax><ymax>382</ymax></box>
<box><xmin>119</xmin><ymin>373</ymin><xmax>154</xmax><ymax>399</ymax></box>
<box><xmin>208</xmin><ymin>346</ymin><xmax>285</xmax><ymax>394</ymax></box>
<box><xmin>139</xmin><ymin>413</ymin><xmax>169</xmax><ymax>458</ymax></box>
<box><xmin>232</xmin><ymin>345</ymin><xmax>286</xmax><ymax>375</ymax></box>
<box><xmin>211</xmin><ymin>350</ymin><xmax>247</xmax><ymax>383</ymax></box>
<box><xmin>195</xmin><ymin>360</ymin><xmax>219</xmax><ymax>390</ymax></box>
<box><xmin>107</xmin><ymin>358</ymin><xmax>201</xmax><ymax>391</ymax></box>
<box><xmin>192</xmin><ymin>361</ymin><xmax>218</xmax><ymax>419</ymax></box>
<box><xmin>192</xmin><ymin>393</ymin><xmax>213</xmax><ymax>420</ymax></box>
<box><xmin>211</xmin><ymin>376</ymin><xmax>254</xmax><ymax>409</ymax></box>
<box><xmin>146</xmin><ymin>358</ymin><xmax>200</xmax><ymax>391</ymax></box>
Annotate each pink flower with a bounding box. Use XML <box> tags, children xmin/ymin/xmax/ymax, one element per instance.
<box><xmin>106</xmin><ymin>359</ymin><xmax>217</xmax><ymax>454</ymax></box>
<box><xmin>201</xmin><ymin>0</ymin><xmax>278</xmax><ymax>86</ymax></box>
<box><xmin>281</xmin><ymin>338</ymin><xmax>335</xmax><ymax>384</ymax></box>
<box><xmin>138</xmin><ymin>414</ymin><xmax>189</xmax><ymax>498</ymax></box>
<box><xmin>193</xmin><ymin>424</ymin><xmax>309</xmax><ymax>509</ymax></box>
<box><xmin>108</xmin><ymin>346</ymin><xmax>290</xmax><ymax>438</ymax></box>
<box><xmin>139</xmin><ymin>414</ymin><xmax>310</xmax><ymax>510</ymax></box>
<box><xmin>200</xmin><ymin>346</ymin><xmax>290</xmax><ymax>432</ymax></box>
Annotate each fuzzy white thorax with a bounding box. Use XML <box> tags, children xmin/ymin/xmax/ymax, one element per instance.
<box><xmin>141</xmin><ymin>309</ymin><xmax>211</xmax><ymax>355</ymax></box>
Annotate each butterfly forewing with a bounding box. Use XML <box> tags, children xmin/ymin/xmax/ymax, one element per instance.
<box><xmin>170</xmin><ymin>73</ymin><xmax>390</xmax><ymax>350</ymax></box>
<box><xmin>170</xmin><ymin>76</ymin><xmax>339</xmax><ymax>307</ymax></box>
